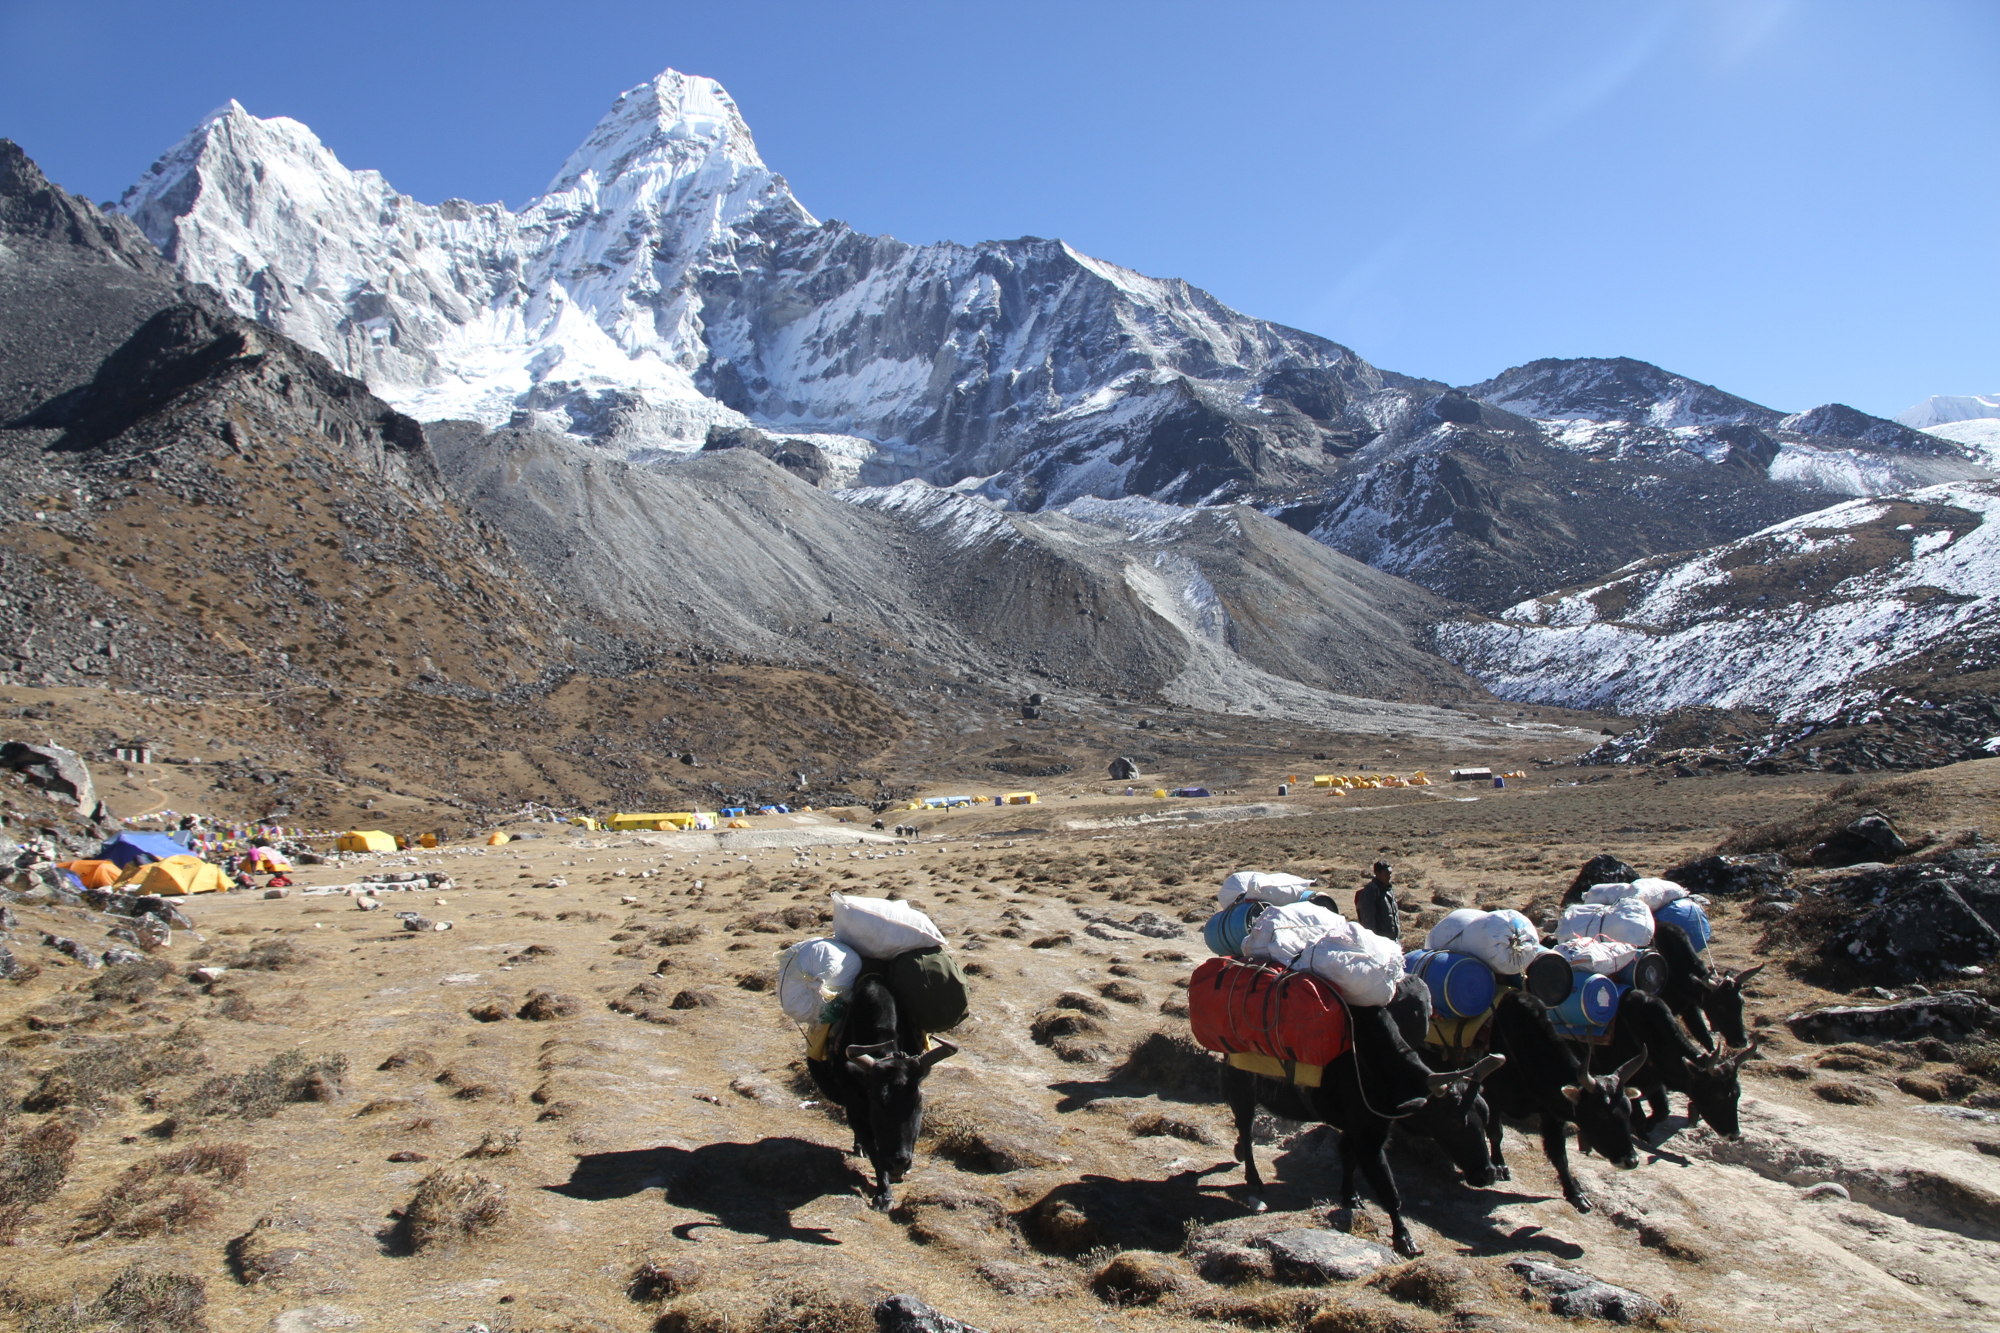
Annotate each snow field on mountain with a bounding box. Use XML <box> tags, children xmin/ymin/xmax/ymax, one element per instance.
<box><xmin>1435</xmin><ymin>479</ymin><xmax>2000</xmax><ymax>719</ymax></box>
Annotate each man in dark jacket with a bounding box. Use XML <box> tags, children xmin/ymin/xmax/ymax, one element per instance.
<box><xmin>1356</xmin><ymin>861</ymin><xmax>1400</xmax><ymax>945</ymax></box>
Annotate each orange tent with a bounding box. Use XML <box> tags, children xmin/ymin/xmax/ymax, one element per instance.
<box><xmin>57</xmin><ymin>859</ymin><xmax>121</xmax><ymax>890</ymax></box>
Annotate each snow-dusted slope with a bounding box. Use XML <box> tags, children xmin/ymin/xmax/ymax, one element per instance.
<box><xmin>116</xmin><ymin>70</ymin><xmax>1385</xmax><ymax>483</ymax></box>
<box><xmin>1897</xmin><ymin>393</ymin><xmax>2000</xmax><ymax>428</ymax></box>
<box><xmin>1919</xmin><ymin>418</ymin><xmax>2000</xmax><ymax>467</ymax></box>
<box><xmin>1434</xmin><ymin>479</ymin><xmax>2000</xmax><ymax>720</ymax></box>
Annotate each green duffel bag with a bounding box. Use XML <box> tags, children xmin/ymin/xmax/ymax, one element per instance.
<box><xmin>886</xmin><ymin>946</ymin><xmax>970</xmax><ymax>1034</ymax></box>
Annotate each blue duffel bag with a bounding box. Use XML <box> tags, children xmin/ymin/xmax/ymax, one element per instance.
<box><xmin>1654</xmin><ymin>897</ymin><xmax>1712</xmax><ymax>953</ymax></box>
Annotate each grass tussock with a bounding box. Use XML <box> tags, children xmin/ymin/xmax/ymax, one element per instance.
<box><xmin>1186</xmin><ymin>1291</ymin><xmax>1323</xmax><ymax>1328</ymax></box>
<box><xmin>516</xmin><ymin>989</ymin><xmax>579</xmax><ymax>1020</ymax></box>
<box><xmin>462</xmin><ymin>1130</ymin><xmax>521</xmax><ymax>1159</ymax></box>
<box><xmin>218</xmin><ymin>938</ymin><xmax>312</xmax><ymax>972</ymax></box>
<box><xmin>90</xmin><ymin>959</ymin><xmax>174</xmax><ymax>1005</ymax></box>
<box><xmin>1117</xmin><ymin>1030</ymin><xmax>1223</xmax><ymax>1100</ymax></box>
<box><xmin>0</xmin><ymin>1118</ymin><xmax>81</xmax><ymax>1241</ymax></box>
<box><xmin>1718</xmin><ymin>776</ymin><xmax>1933</xmax><ymax>863</ymax></box>
<box><xmin>1128</xmin><ymin>1111</ymin><xmax>1216</xmax><ymax>1145</ymax></box>
<box><xmin>1091</xmin><ymin>1251</ymin><xmax>1188</xmax><ymax>1306</ymax></box>
<box><xmin>180</xmin><ymin>1051</ymin><xmax>349</xmax><ymax>1120</ymax></box>
<box><xmin>69</xmin><ymin>1142</ymin><xmax>250</xmax><ymax>1241</ymax></box>
<box><xmin>399</xmin><ymin>1166</ymin><xmax>508</xmax><ymax>1251</ymax></box>
<box><xmin>4</xmin><ymin>1259</ymin><xmax>210</xmax><ymax>1333</ymax></box>
<box><xmin>377</xmin><ymin>1046</ymin><xmax>436</xmax><ymax>1073</ymax></box>
<box><xmin>19</xmin><ymin>1028</ymin><xmax>206</xmax><ymax>1113</ymax></box>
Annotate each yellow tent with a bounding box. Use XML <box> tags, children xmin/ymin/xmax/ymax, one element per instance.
<box><xmin>1002</xmin><ymin>792</ymin><xmax>1039</xmax><ymax>805</ymax></box>
<box><xmin>608</xmin><ymin>812</ymin><xmax>696</xmax><ymax>831</ymax></box>
<box><xmin>486</xmin><ymin>832</ymin><xmax>511</xmax><ymax>846</ymax></box>
<box><xmin>418</xmin><ymin>833</ymin><xmax>439</xmax><ymax>848</ymax></box>
<box><xmin>115</xmin><ymin>854</ymin><xmax>227</xmax><ymax>896</ymax></box>
<box><xmin>337</xmin><ymin>830</ymin><xmax>396</xmax><ymax>852</ymax></box>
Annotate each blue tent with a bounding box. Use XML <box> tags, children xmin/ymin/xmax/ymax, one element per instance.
<box><xmin>98</xmin><ymin>832</ymin><xmax>192</xmax><ymax>868</ymax></box>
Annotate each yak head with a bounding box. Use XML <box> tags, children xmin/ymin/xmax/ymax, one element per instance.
<box><xmin>1697</xmin><ymin>964</ymin><xmax>1764</xmax><ymax>1049</ymax></box>
<box><xmin>844</xmin><ymin>1038</ymin><xmax>958</xmax><ymax>1187</ymax></box>
<box><xmin>1685</xmin><ymin>1037</ymin><xmax>1757</xmax><ymax>1138</ymax></box>
<box><xmin>1413</xmin><ymin>1053</ymin><xmax>1507</xmax><ymax>1187</ymax></box>
<box><xmin>1562</xmin><ymin>1050</ymin><xmax>1648</xmax><ymax>1169</ymax></box>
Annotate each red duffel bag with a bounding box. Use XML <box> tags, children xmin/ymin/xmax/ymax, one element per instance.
<box><xmin>1188</xmin><ymin>956</ymin><xmax>1351</xmax><ymax>1067</ymax></box>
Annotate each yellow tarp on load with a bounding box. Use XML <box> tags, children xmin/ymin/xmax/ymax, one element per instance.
<box><xmin>337</xmin><ymin>830</ymin><xmax>396</xmax><ymax>852</ymax></box>
<box><xmin>115</xmin><ymin>855</ymin><xmax>227</xmax><ymax>896</ymax></box>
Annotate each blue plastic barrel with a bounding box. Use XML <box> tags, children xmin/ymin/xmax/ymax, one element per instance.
<box><xmin>1612</xmin><ymin>950</ymin><xmax>1668</xmax><ymax>995</ymax></box>
<box><xmin>1406</xmin><ymin>949</ymin><xmax>1499</xmax><ymax>1020</ymax></box>
<box><xmin>1654</xmin><ymin>898</ymin><xmax>1712</xmax><ymax>952</ymax></box>
<box><xmin>1554</xmin><ymin>972</ymin><xmax>1620</xmax><ymax>1030</ymax></box>
<box><xmin>1203</xmin><ymin>900</ymin><xmax>1266</xmax><ymax>957</ymax></box>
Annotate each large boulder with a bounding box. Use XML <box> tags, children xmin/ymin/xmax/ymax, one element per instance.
<box><xmin>0</xmin><ymin>741</ymin><xmax>102</xmax><ymax>819</ymax></box>
<box><xmin>1787</xmin><ymin>992</ymin><xmax>1999</xmax><ymax>1044</ymax></box>
<box><xmin>1825</xmin><ymin>854</ymin><xmax>2000</xmax><ymax>981</ymax></box>
<box><xmin>1505</xmin><ymin>1259</ymin><xmax>1663</xmax><ymax>1324</ymax></box>
<box><xmin>1664</xmin><ymin>853</ymin><xmax>1791</xmax><ymax>897</ymax></box>
<box><xmin>1812</xmin><ymin>813</ymin><xmax>1911</xmax><ymax>867</ymax></box>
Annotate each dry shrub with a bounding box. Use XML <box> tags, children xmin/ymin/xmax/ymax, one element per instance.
<box><xmin>70</xmin><ymin>1142</ymin><xmax>250</xmax><ymax>1241</ymax></box>
<box><xmin>1091</xmin><ymin>1251</ymin><xmax>1188</xmax><ymax>1306</ymax></box>
<box><xmin>1129</xmin><ymin>1111</ymin><xmax>1215</xmax><ymax>1145</ymax></box>
<box><xmin>399</xmin><ymin>1166</ymin><xmax>508</xmax><ymax>1251</ymax></box>
<box><xmin>1814</xmin><ymin>1079</ymin><xmax>1881</xmax><ymax>1106</ymax></box>
<box><xmin>656</xmin><ymin>1291</ymin><xmax>759</xmax><ymax>1333</ymax></box>
<box><xmin>20</xmin><ymin>1028</ymin><xmax>205</xmax><ymax>1112</ymax></box>
<box><xmin>1304</xmin><ymin>1292</ymin><xmax>1448</xmax><ymax>1333</ymax></box>
<box><xmin>889</xmin><ymin>1186</ymin><xmax>1019</xmax><ymax>1252</ymax></box>
<box><xmin>671</xmin><ymin>990</ymin><xmax>719</xmax><ymax>1010</ymax></box>
<box><xmin>467</xmin><ymin>998</ymin><xmax>511</xmax><ymax>1022</ymax></box>
<box><xmin>1368</xmin><ymin>1257</ymin><xmax>1490</xmax><ymax>1311</ymax></box>
<box><xmin>12</xmin><ymin>1259</ymin><xmax>211</xmax><ymax>1332</ymax></box>
<box><xmin>221</xmin><ymin>938</ymin><xmax>310</xmax><ymax>972</ymax></box>
<box><xmin>379</xmin><ymin>1046</ymin><xmax>436</xmax><ymax>1073</ymax></box>
<box><xmin>1100</xmin><ymin>980</ymin><xmax>1147</xmax><ymax>1005</ymax></box>
<box><xmin>1187</xmin><ymin>1291</ymin><xmax>1322</xmax><ymax>1328</ymax></box>
<box><xmin>227</xmin><ymin>1209</ymin><xmax>330</xmax><ymax>1288</ymax></box>
<box><xmin>91</xmin><ymin>959</ymin><xmax>173</xmax><ymax>1005</ymax></box>
<box><xmin>181</xmin><ymin>1051</ymin><xmax>348</xmax><ymax>1120</ymax></box>
<box><xmin>1055</xmin><ymin>991</ymin><xmax>1110</xmax><ymax>1018</ymax></box>
<box><xmin>462</xmin><ymin>1130</ymin><xmax>521</xmax><ymax>1159</ymax></box>
<box><xmin>0</xmin><ymin>1118</ymin><xmax>80</xmax><ymax>1240</ymax></box>
<box><xmin>1117</xmin><ymin>1030</ymin><xmax>1223</xmax><ymax>1100</ymax></box>
<box><xmin>629</xmin><ymin>1255</ymin><xmax>704</xmax><ymax>1301</ymax></box>
<box><xmin>517</xmin><ymin>990</ymin><xmax>579</xmax><ymax>1020</ymax></box>
<box><xmin>751</xmin><ymin>1279</ymin><xmax>878</xmax><ymax>1333</ymax></box>
<box><xmin>1031</xmin><ymin>1011</ymin><xmax>1102</xmax><ymax>1044</ymax></box>
<box><xmin>655</xmin><ymin>924</ymin><xmax>707</xmax><ymax>945</ymax></box>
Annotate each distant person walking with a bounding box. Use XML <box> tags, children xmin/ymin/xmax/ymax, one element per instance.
<box><xmin>1355</xmin><ymin>860</ymin><xmax>1400</xmax><ymax>946</ymax></box>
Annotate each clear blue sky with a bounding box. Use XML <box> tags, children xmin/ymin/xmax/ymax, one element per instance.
<box><xmin>4</xmin><ymin>1</ymin><xmax>1993</xmax><ymax>418</ymax></box>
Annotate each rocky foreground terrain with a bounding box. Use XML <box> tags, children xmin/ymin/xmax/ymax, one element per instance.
<box><xmin>2</xmin><ymin>760</ymin><xmax>1998</xmax><ymax>1333</ymax></box>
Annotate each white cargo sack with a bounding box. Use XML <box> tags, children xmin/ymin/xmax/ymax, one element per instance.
<box><xmin>1425</xmin><ymin>908</ymin><xmax>1540</xmax><ymax>975</ymax></box>
<box><xmin>1554</xmin><ymin>936</ymin><xmax>1639</xmax><ymax>976</ymax></box>
<box><xmin>1296</xmin><ymin>920</ymin><xmax>1406</xmax><ymax>1007</ymax></box>
<box><xmin>830</xmin><ymin>893</ymin><xmax>947</xmax><ymax>959</ymax></box>
<box><xmin>1219</xmin><ymin>871</ymin><xmax>1318</xmax><ymax>909</ymax></box>
<box><xmin>1243</xmin><ymin>901</ymin><xmax>1345</xmax><ymax>968</ymax></box>
<box><xmin>1557</xmin><ymin>898</ymin><xmax>1654</xmax><ymax>948</ymax></box>
<box><xmin>1584</xmin><ymin>877</ymin><xmax>1688</xmax><ymax>911</ymax></box>
<box><xmin>776</xmin><ymin>936</ymin><xmax>863</xmax><ymax>1023</ymax></box>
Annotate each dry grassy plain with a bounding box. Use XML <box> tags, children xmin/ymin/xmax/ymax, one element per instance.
<box><xmin>4</xmin><ymin>760</ymin><xmax>1999</xmax><ymax>1333</ymax></box>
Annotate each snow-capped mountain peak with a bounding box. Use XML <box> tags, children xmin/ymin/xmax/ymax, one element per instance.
<box><xmin>1895</xmin><ymin>393</ymin><xmax>2000</xmax><ymax>429</ymax></box>
<box><xmin>545</xmin><ymin>70</ymin><xmax>771</xmax><ymax>195</ymax></box>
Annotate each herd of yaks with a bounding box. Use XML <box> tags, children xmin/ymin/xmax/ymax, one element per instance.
<box><xmin>777</xmin><ymin>871</ymin><xmax>1761</xmax><ymax>1258</ymax></box>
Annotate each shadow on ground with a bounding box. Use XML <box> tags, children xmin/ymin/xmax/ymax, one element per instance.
<box><xmin>546</xmin><ymin>1136</ymin><xmax>857</xmax><ymax>1244</ymax></box>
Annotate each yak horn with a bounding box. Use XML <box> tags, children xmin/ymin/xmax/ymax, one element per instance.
<box><xmin>918</xmin><ymin>1040</ymin><xmax>959</xmax><ymax>1069</ymax></box>
<box><xmin>1469</xmin><ymin>1053</ymin><xmax>1506</xmax><ymax>1084</ymax></box>
<box><xmin>845</xmin><ymin>1041</ymin><xmax>896</xmax><ymax>1069</ymax></box>
<box><xmin>1613</xmin><ymin>1049</ymin><xmax>1647</xmax><ymax>1086</ymax></box>
<box><xmin>1427</xmin><ymin>1070</ymin><xmax>1463</xmax><ymax>1096</ymax></box>
<box><xmin>1733</xmin><ymin>964</ymin><xmax>1766</xmax><ymax>987</ymax></box>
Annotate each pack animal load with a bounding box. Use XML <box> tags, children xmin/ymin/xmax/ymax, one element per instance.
<box><xmin>1425</xmin><ymin>908</ymin><xmax>1541</xmax><ymax>976</ymax></box>
<box><xmin>788</xmin><ymin>894</ymin><xmax>968</xmax><ymax>1036</ymax></box>
<box><xmin>1189</xmin><ymin>956</ymin><xmax>1351</xmax><ymax>1084</ymax></box>
<box><xmin>1218</xmin><ymin>871</ymin><xmax>1318</xmax><ymax>908</ymax></box>
<box><xmin>1557</xmin><ymin>898</ymin><xmax>1655</xmax><ymax>949</ymax></box>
